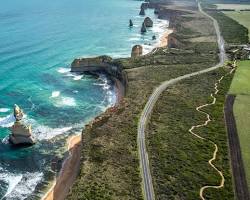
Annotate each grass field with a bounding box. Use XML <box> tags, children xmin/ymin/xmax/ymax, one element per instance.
<box><xmin>147</xmin><ymin>67</ymin><xmax>234</xmax><ymax>199</ymax></box>
<box><xmin>229</xmin><ymin>60</ymin><xmax>250</xmax><ymax>95</ymax></box>
<box><xmin>216</xmin><ymin>4</ymin><xmax>250</xmax><ymax>10</ymax></box>
<box><xmin>234</xmin><ymin>95</ymin><xmax>250</xmax><ymax>187</ymax></box>
<box><xmin>229</xmin><ymin>60</ymin><xmax>250</xmax><ymax>189</ymax></box>
<box><xmin>223</xmin><ymin>11</ymin><xmax>250</xmax><ymax>39</ymax></box>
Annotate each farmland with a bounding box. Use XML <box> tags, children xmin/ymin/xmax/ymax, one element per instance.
<box><xmin>223</xmin><ymin>11</ymin><xmax>250</xmax><ymax>40</ymax></box>
<box><xmin>229</xmin><ymin>60</ymin><xmax>250</xmax><ymax>189</ymax></box>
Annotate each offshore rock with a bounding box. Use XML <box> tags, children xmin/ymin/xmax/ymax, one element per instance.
<box><xmin>131</xmin><ymin>45</ymin><xmax>143</xmax><ymax>57</ymax></box>
<box><xmin>141</xmin><ymin>22</ymin><xmax>147</xmax><ymax>33</ymax></box>
<box><xmin>129</xmin><ymin>19</ymin><xmax>133</xmax><ymax>27</ymax></box>
<box><xmin>144</xmin><ymin>17</ymin><xmax>153</xmax><ymax>27</ymax></box>
<box><xmin>9</xmin><ymin>105</ymin><xmax>35</xmax><ymax>145</ymax></box>
<box><xmin>141</xmin><ymin>3</ymin><xmax>149</xmax><ymax>10</ymax></box>
<box><xmin>139</xmin><ymin>8</ymin><xmax>145</xmax><ymax>16</ymax></box>
<box><xmin>14</xmin><ymin>104</ymin><xmax>24</xmax><ymax>121</ymax></box>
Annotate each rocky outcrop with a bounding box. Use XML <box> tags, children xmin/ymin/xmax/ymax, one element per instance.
<box><xmin>167</xmin><ymin>33</ymin><xmax>181</xmax><ymax>48</ymax></box>
<box><xmin>141</xmin><ymin>22</ymin><xmax>147</xmax><ymax>33</ymax></box>
<box><xmin>129</xmin><ymin>19</ymin><xmax>133</xmax><ymax>27</ymax></box>
<box><xmin>144</xmin><ymin>17</ymin><xmax>153</xmax><ymax>27</ymax></box>
<box><xmin>71</xmin><ymin>56</ymin><xmax>127</xmax><ymax>92</ymax></box>
<box><xmin>9</xmin><ymin>104</ymin><xmax>35</xmax><ymax>145</ymax></box>
<box><xmin>139</xmin><ymin>8</ymin><xmax>145</xmax><ymax>16</ymax></box>
<box><xmin>131</xmin><ymin>45</ymin><xmax>143</xmax><ymax>57</ymax></box>
<box><xmin>141</xmin><ymin>3</ymin><xmax>149</xmax><ymax>10</ymax></box>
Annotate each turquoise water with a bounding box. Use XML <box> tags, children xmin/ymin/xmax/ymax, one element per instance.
<box><xmin>0</xmin><ymin>0</ymin><xmax>168</xmax><ymax>199</ymax></box>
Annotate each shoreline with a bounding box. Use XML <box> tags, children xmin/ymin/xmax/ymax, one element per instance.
<box><xmin>41</xmin><ymin>5</ymin><xmax>172</xmax><ymax>200</ymax></box>
<box><xmin>42</xmin><ymin>134</ymin><xmax>82</xmax><ymax>200</ymax></box>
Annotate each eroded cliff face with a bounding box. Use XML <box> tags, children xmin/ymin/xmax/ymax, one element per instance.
<box><xmin>168</xmin><ymin>33</ymin><xmax>182</xmax><ymax>48</ymax></box>
<box><xmin>71</xmin><ymin>56</ymin><xmax>127</xmax><ymax>92</ymax></box>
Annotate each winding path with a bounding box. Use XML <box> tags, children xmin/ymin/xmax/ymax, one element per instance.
<box><xmin>137</xmin><ymin>2</ymin><xmax>226</xmax><ymax>200</ymax></box>
<box><xmin>189</xmin><ymin>68</ymin><xmax>234</xmax><ymax>200</ymax></box>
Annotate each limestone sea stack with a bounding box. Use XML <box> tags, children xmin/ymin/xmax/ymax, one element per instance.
<box><xmin>144</xmin><ymin>17</ymin><xmax>153</xmax><ymax>27</ymax></box>
<box><xmin>131</xmin><ymin>45</ymin><xmax>143</xmax><ymax>57</ymax></box>
<box><xmin>139</xmin><ymin>8</ymin><xmax>145</xmax><ymax>16</ymax></box>
<box><xmin>9</xmin><ymin>104</ymin><xmax>35</xmax><ymax>145</ymax></box>
<box><xmin>141</xmin><ymin>22</ymin><xmax>147</xmax><ymax>33</ymax></box>
<box><xmin>129</xmin><ymin>19</ymin><xmax>133</xmax><ymax>27</ymax></box>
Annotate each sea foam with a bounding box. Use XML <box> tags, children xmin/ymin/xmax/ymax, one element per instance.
<box><xmin>0</xmin><ymin>108</ymin><xmax>10</xmax><ymax>113</ymax></box>
<box><xmin>34</xmin><ymin>125</ymin><xmax>73</xmax><ymax>140</ymax></box>
<box><xmin>57</xmin><ymin>67</ymin><xmax>70</xmax><ymax>74</ymax></box>
<box><xmin>51</xmin><ymin>91</ymin><xmax>61</xmax><ymax>98</ymax></box>
<box><xmin>0</xmin><ymin>115</ymin><xmax>15</xmax><ymax>128</ymax></box>
<box><xmin>3</xmin><ymin>172</ymin><xmax>43</xmax><ymax>200</ymax></box>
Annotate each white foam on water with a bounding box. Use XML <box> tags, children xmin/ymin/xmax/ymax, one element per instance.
<box><xmin>73</xmin><ymin>75</ymin><xmax>83</xmax><ymax>81</ymax></box>
<box><xmin>3</xmin><ymin>172</ymin><xmax>43</xmax><ymax>200</ymax></box>
<box><xmin>0</xmin><ymin>114</ymin><xmax>15</xmax><ymax>128</ymax></box>
<box><xmin>2</xmin><ymin>174</ymin><xmax>23</xmax><ymax>198</ymax></box>
<box><xmin>1</xmin><ymin>136</ymin><xmax>9</xmax><ymax>144</ymax></box>
<box><xmin>34</xmin><ymin>125</ymin><xmax>73</xmax><ymax>140</ymax></box>
<box><xmin>0</xmin><ymin>108</ymin><xmax>10</xmax><ymax>113</ymax></box>
<box><xmin>152</xmin><ymin>19</ymin><xmax>169</xmax><ymax>33</ymax></box>
<box><xmin>55</xmin><ymin>96</ymin><xmax>77</xmax><ymax>107</ymax></box>
<box><xmin>50</xmin><ymin>91</ymin><xmax>60</xmax><ymax>98</ymax></box>
<box><xmin>57</xmin><ymin>67</ymin><xmax>70</xmax><ymax>74</ymax></box>
<box><xmin>128</xmin><ymin>37</ymin><xmax>140</xmax><ymax>41</ymax></box>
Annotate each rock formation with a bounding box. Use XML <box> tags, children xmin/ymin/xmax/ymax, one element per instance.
<box><xmin>144</xmin><ymin>17</ymin><xmax>153</xmax><ymax>27</ymax></box>
<box><xmin>141</xmin><ymin>3</ymin><xmax>149</xmax><ymax>10</ymax></box>
<box><xmin>131</xmin><ymin>45</ymin><xmax>143</xmax><ymax>57</ymax></box>
<box><xmin>154</xmin><ymin>8</ymin><xmax>159</xmax><ymax>14</ymax></box>
<box><xmin>141</xmin><ymin>22</ymin><xmax>147</xmax><ymax>33</ymax></box>
<box><xmin>129</xmin><ymin>19</ymin><xmax>133</xmax><ymax>27</ymax></box>
<box><xmin>9</xmin><ymin>104</ymin><xmax>35</xmax><ymax>145</ymax></box>
<box><xmin>152</xmin><ymin>35</ymin><xmax>156</xmax><ymax>40</ymax></box>
<box><xmin>167</xmin><ymin>33</ymin><xmax>181</xmax><ymax>48</ymax></box>
<box><xmin>139</xmin><ymin>8</ymin><xmax>145</xmax><ymax>16</ymax></box>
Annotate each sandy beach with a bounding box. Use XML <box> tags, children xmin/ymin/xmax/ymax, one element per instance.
<box><xmin>42</xmin><ymin>135</ymin><xmax>82</xmax><ymax>200</ymax></box>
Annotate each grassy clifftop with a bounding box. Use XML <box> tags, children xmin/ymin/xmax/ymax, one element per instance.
<box><xmin>66</xmin><ymin>1</ymin><xmax>225</xmax><ymax>199</ymax></box>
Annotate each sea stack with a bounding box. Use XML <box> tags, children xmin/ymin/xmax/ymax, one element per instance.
<box><xmin>144</xmin><ymin>17</ymin><xmax>153</xmax><ymax>27</ymax></box>
<box><xmin>141</xmin><ymin>22</ymin><xmax>147</xmax><ymax>33</ymax></box>
<box><xmin>9</xmin><ymin>104</ymin><xmax>35</xmax><ymax>145</ymax></box>
<box><xmin>131</xmin><ymin>45</ymin><xmax>143</xmax><ymax>57</ymax></box>
<box><xmin>129</xmin><ymin>19</ymin><xmax>133</xmax><ymax>27</ymax></box>
<box><xmin>139</xmin><ymin>8</ymin><xmax>145</xmax><ymax>16</ymax></box>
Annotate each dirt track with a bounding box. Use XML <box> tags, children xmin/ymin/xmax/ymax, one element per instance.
<box><xmin>224</xmin><ymin>95</ymin><xmax>250</xmax><ymax>200</ymax></box>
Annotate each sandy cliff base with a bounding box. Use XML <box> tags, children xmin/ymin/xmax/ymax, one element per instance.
<box><xmin>42</xmin><ymin>135</ymin><xmax>82</xmax><ymax>200</ymax></box>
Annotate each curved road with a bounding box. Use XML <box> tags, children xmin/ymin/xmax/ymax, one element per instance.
<box><xmin>137</xmin><ymin>2</ymin><xmax>226</xmax><ymax>200</ymax></box>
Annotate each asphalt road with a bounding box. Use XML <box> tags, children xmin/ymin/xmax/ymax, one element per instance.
<box><xmin>137</xmin><ymin>2</ymin><xmax>226</xmax><ymax>200</ymax></box>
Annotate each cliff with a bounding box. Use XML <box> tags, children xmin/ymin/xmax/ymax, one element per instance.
<box><xmin>71</xmin><ymin>56</ymin><xmax>128</xmax><ymax>93</ymax></box>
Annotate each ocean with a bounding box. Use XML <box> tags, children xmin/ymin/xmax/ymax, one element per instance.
<box><xmin>0</xmin><ymin>0</ymin><xmax>168</xmax><ymax>199</ymax></box>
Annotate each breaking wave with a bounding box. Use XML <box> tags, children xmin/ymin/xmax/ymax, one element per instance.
<box><xmin>0</xmin><ymin>167</ymin><xmax>43</xmax><ymax>200</ymax></box>
<box><xmin>0</xmin><ymin>108</ymin><xmax>10</xmax><ymax>113</ymax></box>
<box><xmin>57</xmin><ymin>67</ymin><xmax>70</xmax><ymax>74</ymax></box>
<box><xmin>0</xmin><ymin>115</ymin><xmax>15</xmax><ymax>128</ymax></box>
